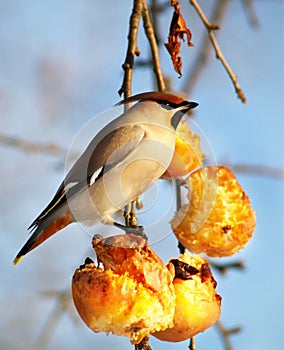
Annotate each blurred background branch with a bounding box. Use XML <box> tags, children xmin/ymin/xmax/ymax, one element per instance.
<box><xmin>0</xmin><ymin>134</ymin><xmax>68</xmax><ymax>157</ymax></box>
<box><xmin>215</xmin><ymin>321</ymin><xmax>242</xmax><ymax>350</ymax></box>
<box><xmin>33</xmin><ymin>290</ymin><xmax>78</xmax><ymax>350</ymax></box>
<box><xmin>2</xmin><ymin>133</ymin><xmax>282</xmax><ymax>179</ymax></box>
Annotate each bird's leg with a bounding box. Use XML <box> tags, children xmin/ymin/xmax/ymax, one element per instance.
<box><xmin>123</xmin><ymin>203</ymin><xmax>132</xmax><ymax>227</ymax></box>
<box><xmin>134</xmin><ymin>336</ymin><xmax>152</xmax><ymax>350</ymax></box>
<box><xmin>104</xmin><ymin>217</ymin><xmax>146</xmax><ymax>238</ymax></box>
<box><xmin>124</xmin><ymin>198</ymin><xmax>143</xmax><ymax>228</ymax></box>
<box><xmin>135</xmin><ymin>198</ymin><xmax>143</xmax><ymax>210</ymax></box>
<box><xmin>114</xmin><ymin>198</ymin><xmax>148</xmax><ymax>240</ymax></box>
<box><xmin>129</xmin><ymin>200</ymin><xmax>138</xmax><ymax>227</ymax></box>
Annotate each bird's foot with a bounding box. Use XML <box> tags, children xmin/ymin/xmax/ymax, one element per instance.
<box><xmin>113</xmin><ymin>221</ymin><xmax>148</xmax><ymax>241</ymax></box>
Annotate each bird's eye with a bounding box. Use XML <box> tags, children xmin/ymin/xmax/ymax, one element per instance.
<box><xmin>160</xmin><ymin>102</ymin><xmax>173</xmax><ymax>110</ymax></box>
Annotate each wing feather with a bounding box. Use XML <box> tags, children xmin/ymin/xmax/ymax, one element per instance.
<box><xmin>29</xmin><ymin>124</ymin><xmax>145</xmax><ymax>226</ymax></box>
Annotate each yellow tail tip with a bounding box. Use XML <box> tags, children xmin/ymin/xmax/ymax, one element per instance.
<box><xmin>13</xmin><ymin>256</ymin><xmax>24</xmax><ymax>265</ymax></box>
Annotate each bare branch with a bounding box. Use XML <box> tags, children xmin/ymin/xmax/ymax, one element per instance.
<box><xmin>175</xmin><ymin>178</ymin><xmax>186</xmax><ymax>254</ymax></box>
<box><xmin>189</xmin><ymin>337</ymin><xmax>197</xmax><ymax>350</ymax></box>
<box><xmin>215</xmin><ymin>320</ymin><xmax>242</xmax><ymax>350</ymax></box>
<box><xmin>209</xmin><ymin>259</ymin><xmax>246</xmax><ymax>275</ymax></box>
<box><xmin>33</xmin><ymin>290</ymin><xmax>78</xmax><ymax>350</ymax></box>
<box><xmin>241</xmin><ymin>0</ymin><xmax>260</xmax><ymax>27</ymax></box>
<box><xmin>183</xmin><ymin>0</ymin><xmax>230</xmax><ymax>94</ymax></box>
<box><xmin>142</xmin><ymin>0</ymin><xmax>166</xmax><ymax>92</ymax></box>
<box><xmin>0</xmin><ymin>134</ymin><xmax>69</xmax><ymax>157</ymax></box>
<box><xmin>118</xmin><ymin>0</ymin><xmax>144</xmax><ymax>99</ymax></box>
<box><xmin>148</xmin><ymin>0</ymin><xmax>168</xmax><ymax>46</ymax></box>
<box><xmin>226</xmin><ymin>162</ymin><xmax>284</xmax><ymax>180</ymax></box>
<box><xmin>190</xmin><ymin>0</ymin><xmax>221</xmax><ymax>31</ymax></box>
<box><xmin>189</xmin><ymin>0</ymin><xmax>247</xmax><ymax>103</ymax></box>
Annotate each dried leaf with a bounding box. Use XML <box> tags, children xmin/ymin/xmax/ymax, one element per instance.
<box><xmin>165</xmin><ymin>1</ymin><xmax>194</xmax><ymax>77</ymax></box>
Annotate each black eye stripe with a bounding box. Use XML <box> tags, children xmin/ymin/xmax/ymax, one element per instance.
<box><xmin>158</xmin><ymin>100</ymin><xmax>191</xmax><ymax>110</ymax></box>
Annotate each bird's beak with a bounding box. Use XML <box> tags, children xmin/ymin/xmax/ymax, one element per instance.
<box><xmin>182</xmin><ymin>101</ymin><xmax>199</xmax><ymax>113</ymax></box>
<box><xmin>171</xmin><ymin>101</ymin><xmax>199</xmax><ymax>128</ymax></box>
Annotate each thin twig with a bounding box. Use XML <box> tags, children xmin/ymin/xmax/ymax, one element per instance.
<box><xmin>149</xmin><ymin>0</ymin><xmax>168</xmax><ymax>46</ymax></box>
<box><xmin>175</xmin><ymin>178</ymin><xmax>183</xmax><ymax>211</ymax></box>
<box><xmin>175</xmin><ymin>178</ymin><xmax>186</xmax><ymax>254</ymax></box>
<box><xmin>183</xmin><ymin>0</ymin><xmax>230</xmax><ymax>94</ymax></box>
<box><xmin>0</xmin><ymin>134</ymin><xmax>69</xmax><ymax>157</ymax></box>
<box><xmin>33</xmin><ymin>290</ymin><xmax>78</xmax><ymax>350</ymax></box>
<box><xmin>190</xmin><ymin>0</ymin><xmax>221</xmax><ymax>30</ymax></box>
<box><xmin>118</xmin><ymin>0</ymin><xmax>144</xmax><ymax>99</ymax></box>
<box><xmin>189</xmin><ymin>336</ymin><xmax>197</xmax><ymax>350</ymax></box>
<box><xmin>215</xmin><ymin>320</ymin><xmax>242</xmax><ymax>350</ymax></box>
<box><xmin>189</xmin><ymin>0</ymin><xmax>247</xmax><ymax>103</ymax></box>
<box><xmin>209</xmin><ymin>259</ymin><xmax>245</xmax><ymax>275</ymax></box>
<box><xmin>241</xmin><ymin>0</ymin><xmax>259</xmax><ymax>27</ymax></box>
<box><xmin>228</xmin><ymin>163</ymin><xmax>284</xmax><ymax>180</ymax></box>
<box><xmin>142</xmin><ymin>0</ymin><xmax>167</xmax><ymax>92</ymax></box>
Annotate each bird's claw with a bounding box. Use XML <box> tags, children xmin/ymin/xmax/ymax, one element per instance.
<box><xmin>113</xmin><ymin>222</ymin><xmax>148</xmax><ymax>241</ymax></box>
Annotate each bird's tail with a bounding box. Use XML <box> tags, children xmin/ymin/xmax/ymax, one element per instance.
<box><xmin>13</xmin><ymin>209</ymin><xmax>73</xmax><ymax>265</ymax></box>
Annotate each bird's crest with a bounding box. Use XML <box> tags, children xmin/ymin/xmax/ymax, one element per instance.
<box><xmin>117</xmin><ymin>91</ymin><xmax>187</xmax><ymax>107</ymax></box>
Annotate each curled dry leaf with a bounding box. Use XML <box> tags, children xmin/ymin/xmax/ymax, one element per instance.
<box><xmin>165</xmin><ymin>0</ymin><xmax>194</xmax><ymax>76</ymax></box>
<box><xmin>171</xmin><ymin>166</ymin><xmax>256</xmax><ymax>257</ymax></box>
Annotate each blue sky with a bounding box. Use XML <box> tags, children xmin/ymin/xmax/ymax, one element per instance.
<box><xmin>0</xmin><ymin>1</ymin><xmax>283</xmax><ymax>349</ymax></box>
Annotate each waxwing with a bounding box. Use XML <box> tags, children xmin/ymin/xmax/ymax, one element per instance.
<box><xmin>14</xmin><ymin>91</ymin><xmax>198</xmax><ymax>264</ymax></box>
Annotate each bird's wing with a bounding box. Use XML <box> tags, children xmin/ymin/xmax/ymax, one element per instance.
<box><xmin>29</xmin><ymin>124</ymin><xmax>146</xmax><ymax>228</ymax></box>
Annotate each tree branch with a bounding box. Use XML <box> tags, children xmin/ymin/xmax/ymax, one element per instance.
<box><xmin>118</xmin><ymin>0</ymin><xmax>144</xmax><ymax>99</ymax></box>
<box><xmin>189</xmin><ymin>0</ymin><xmax>247</xmax><ymax>103</ymax></box>
<box><xmin>225</xmin><ymin>162</ymin><xmax>284</xmax><ymax>180</ymax></box>
<box><xmin>241</xmin><ymin>0</ymin><xmax>259</xmax><ymax>27</ymax></box>
<box><xmin>0</xmin><ymin>134</ymin><xmax>68</xmax><ymax>157</ymax></box>
<box><xmin>215</xmin><ymin>320</ymin><xmax>242</xmax><ymax>350</ymax></box>
<box><xmin>183</xmin><ymin>0</ymin><xmax>230</xmax><ymax>95</ymax></box>
<box><xmin>142</xmin><ymin>0</ymin><xmax>166</xmax><ymax>92</ymax></box>
<box><xmin>189</xmin><ymin>336</ymin><xmax>197</xmax><ymax>350</ymax></box>
<box><xmin>33</xmin><ymin>290</ymin><xmax>78</xmax><ymax>350</ymax></box>
<box><xmin>175</xmin><ymin>178</ymin><xmax>186</xmax><ymax>254</ymax></box>
<box><xmin>209</xmin><ymin>259</ymin><xmax>245</xmax><ymax>275</ymax></box>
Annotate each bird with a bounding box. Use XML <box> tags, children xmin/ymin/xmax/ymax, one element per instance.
<box><xmin>13</xmin><ymin>91</ymin><xmax>198</xmax><ymax>264</ymax></box>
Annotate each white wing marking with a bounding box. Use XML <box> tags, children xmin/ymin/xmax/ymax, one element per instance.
<box><xmin>63</xmin><ymin>181</ymin><xmax>79</xmax><ymax>192</ymax></box>
<box><xmin>89</xmin><ymin>166</ymin><xmax>104</xmax><ymax>186</ymax></box>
